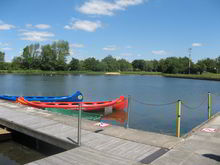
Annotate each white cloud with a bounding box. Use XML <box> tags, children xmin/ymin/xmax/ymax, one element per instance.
<box><xmin>64</xmin><ymin>20</ymin><xmax>102</xmax><ymax>32</ymax></box>
<box><xmin>78</xmin><ymin>0</ymin><xmax>145</xmax><ymax>16</ymax></box>
<box><xmin>19</xmin><ymin>30</ymin><xmax>55</xmax><ymax>42</ymax></box>
<box><xmin>152</xmin><ymin>50</ymin><xmax>167</xmax><ymax>55</ymax></box>
<box><xmin>0</xmin><ymin>42</ymin><xmax>9</xmax><ymax>47</ymax></box>
<box><xmin>69</xmin><ymin>49</ymin><xmax>76</xmax><ymax>55</ymax></box>
<box><xmin>115</xmin><ymin>56</ymin><xmax>122</xmax><ymax>60</ymax></box>
<box><xmin>25</xmin><ymin>24</ymin><xmax>33</xmax><ymax>28</ymax></box>
<box><xmin>25</xmin><ymin>24</ymin><xmax>51</xmax><ymax>29</ymax></box>
<box><xmin>0</xmin><ymin>47</ymin><xmax>13</xmax><ymax>51</ymax></box>
<box><xmin>0</xmin><ymin>42</ymin><xmax>12</xmax><ymax>51</ymax></box>
<box><xmin>125</xmin><ymin>45</ymin><xmax>132</xmax><ymax>49</ymax></box>
<box><xmin>116</xmin><ymin>0</ymin><xmax>144</xmax><ymax>7</ymax></box>
<box><xmin>192</xmin><ymin>43</ymin><xmax>203</xmax><ymax>47</ymax></box>
<box><xmin>70</xmin><ymin>43</ymin><xmax>84</xmax><ymax>48</ymax></box>
<box><xmin>120</xmin><ymin>52</ymin><xmax>132</xmax><ymax>56</ymax></box>
<box><xmin>78</xmin><ymin>0</ymin><xmax>122</xmax><ymax>16</ymax></box>
<box><xmin>35</xmin><ymin>24</ymin><xmax>51</xmax><ymax>29</ymax></box>
<box><xmin>0</xmin><ymin>21</ymin><xmax>15</xmax><ymax>30</ymax></box>
<box><xmin>103</xmin><ymin>45</ymin><xmax>118</xmax><ymax>51</ymax></box>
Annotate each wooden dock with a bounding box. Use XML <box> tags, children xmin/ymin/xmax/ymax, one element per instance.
<box><xmin>0</xmin><ymin>100</ymin><xmax>219</xmax><ymax>165</ymax></box>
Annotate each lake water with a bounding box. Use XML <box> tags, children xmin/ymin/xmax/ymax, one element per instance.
<box><xmin>0</xmin><ymin>74</ymin><xmax>220</xmax><ymax>136</ymax></box>
<box><xmin>0</xmin><ymin>140</ymin><xmax>45</xmax><ymax>165</ymax></box>
<box><xmin>0</xmin><ymin>129</ymin><xmax>66</xmax><ymax>164</ymax></box>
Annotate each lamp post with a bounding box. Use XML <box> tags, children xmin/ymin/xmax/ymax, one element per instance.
<box><xmin>188</xmin><ymin>48</ymin><xmax>192</xmax><ymax>74</ymax></box>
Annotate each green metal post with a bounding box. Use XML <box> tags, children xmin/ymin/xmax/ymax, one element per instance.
<box><xmin>176</xmin><ymin>100</ymin><xmax>181</xmax><ymax>138</ymax></box>
<box><xmin>208</xmin><ymin>92</ymin><xmax>212</xmax><ymax>119</ymax></box>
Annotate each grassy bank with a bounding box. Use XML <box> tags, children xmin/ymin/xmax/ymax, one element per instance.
<box><xmin>120</xmin><ymin>71</ymin><xmax>162</xmax><ymax>75</ymax></box>
<box><xmin>0</xmin><ymin>70</ymin><xmax>220</xmax><ymax>81</ymax></box>
<box><xmin>121</xmin><ymin>71</ymin><xmax>220</xmax><ymax>81</ymax></box>
<box><xmin>163</xmin><ymin>73</ymin><xmax>220</xmax><ymax>81</ymax></box>
<box><xmin>0</xmin><ymin>70</ymin><xmax>105</xmax><ymax>75</ymax></box>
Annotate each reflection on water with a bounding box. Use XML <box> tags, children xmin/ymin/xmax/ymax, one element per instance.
<box><xmin>0</xmin><ymin>141</ymin><xmax>45</xmax><ymax>165</ymax></box>
<box><xmin>102</xmin><ymin>110</ymin><xmax>128</xmax><ymax>124</ymax></box>
<box><xmin>0</xmin><ymin>129</ymin><xmax>66</xmax><ymax>164</ymax></box>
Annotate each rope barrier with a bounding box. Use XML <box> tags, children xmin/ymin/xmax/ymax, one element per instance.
<box><xmin>211</xmin><ymin>93</ymin><xmax>220</xmax><ymax>97</ymax></box>
<box><xmin>132</xmin><ymin>97</ymin><xmax>177</xmax><ymax>106</ymax></box>
<box><xmin>182</xmin><ymin>97</ymin><xmax>207</xmax><ymax>110</ymax></box>
<box><xmin>132</xmin><ymin>95</ymin><xmax>209</xmax><ymax>110</ymax></box>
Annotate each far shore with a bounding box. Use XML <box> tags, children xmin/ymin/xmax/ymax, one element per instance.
<box><xmin>0</xmin><ymin>70</ymin><xmax>220</xmax><ymax>81</ymax></box>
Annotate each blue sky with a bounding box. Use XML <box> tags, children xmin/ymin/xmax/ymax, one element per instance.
<box><xmin>0</xmin><ymin>0</ymin><xmax>220</xmax><ymax>62</ymax></box>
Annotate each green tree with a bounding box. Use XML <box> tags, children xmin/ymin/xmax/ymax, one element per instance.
<box><xmin>197</xmin><ymin>58</ymin><xmax>216</xmax><ymax>73</ymax></box>
<box><xmin>216</xmin><ymin>56</ymin><xmax>220</xmax><ymax>74</ymax></box>
<box><xmin>40</xmin><ymin>44</ymin><xmax>55</xmax><ymax>70</ymax></box>
<box><xmin>117</xmin><ymin>59</ymin><xmax>133</xmax><ymax>71</ymax></box>
<box><xmin>158</xmin><ymin>57</ymin><xmax>178</xmax><ymax>74</ymax></box>
<box><xmin>69</xmin><ymin>58</ymin><xmax>80</xmax><ymax>71</ymax></box>
<box><xmin>132</xmin><ymin>60</ymin><xmax>146</xmax><ymax>71</ymax></box>
<box><xmin>102</xmin><ymin>55</ymin><xmax>119</xmax><ymax>72</ymax></box>
<box><xmin>0</xmin><ymin>51</ymin><xmax>9</xmax><ymax>70</ymax></box>
<box><xmin>144</xmin><ymin>61</ymin><xmax>154</xmax><ymax>72</ymax></box>
<box><xmin>152</xmin><ymin>60</ymin><xmax>159</xmax><ymax>72</ymax></box>
<box><xmin>177</xmin><ymin>57</ymin><xmax>190</xmax><ymax>74</ymax></box>
<box><xmin>96</xmin><ymin>61</ymin><xmax>108</xmax><ymax>71</ymax></box>
<box><xmin>11</xmin><ymin>56</ymin><xmax>23</xmax><ymax>70</ymax></box>
<box><xmin>0</xmin><ymin>51</ymin><xmax>5</xmax><ymax>62</ymax></box>
<box><xmin>83</xmin><ymin>57</ymin><xmax>100</xmax><ymax>71</ymax></box>
<box><xmin>51</xmin><ymin>40</ymin><xmax>69</xmax><ymax>70</ymax></box>
<box><xmin>21</xmin><ymin>44</ymin><xmax>40</xmax><ymax>69</ymax></box>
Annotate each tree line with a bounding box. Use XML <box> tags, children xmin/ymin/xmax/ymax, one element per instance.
<box><xmin>0</xmin><ymin>40</ymin><xmax>219</xmax><ymax>74</ymax></box>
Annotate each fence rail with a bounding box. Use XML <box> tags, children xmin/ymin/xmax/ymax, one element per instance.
<box><xmin>126</xmin><ymin>92</ymin><xmax>214</xmax><ymax>137</ymax></box>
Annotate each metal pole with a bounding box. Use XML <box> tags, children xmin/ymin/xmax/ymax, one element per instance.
<box><xmin>188</xmin><ymin>48</ymin><xmax>192</xmax><ymax>74</ymax></box>
<box><xmin>77</xmin><ymin>103</ymin><xmax>82</xmax><ymax>146</ymax></box>
<box><xmin>208</xmin><ymin>92</ymin><xmax>212</xmax><ymax>119</ymax></box>
<box><xmin>126</xmin><ymin>95</ymin><xmax>131</xmax><ymax>128</ymax></box>
<box><xmin>176</xmin><ymin>100</ymin><xmax>181</xmax><ymax>137</ymax></box>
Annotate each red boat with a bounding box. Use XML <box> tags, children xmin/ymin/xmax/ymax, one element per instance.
<box><xmin>102</xmin><ymin>110</ymin><xmax>128</xmax><ymax>124</ymax></box>
<box><xmin>17</xmin><ymin>96</ymin><xmax>127</xmax><ymax>111</ymax></box>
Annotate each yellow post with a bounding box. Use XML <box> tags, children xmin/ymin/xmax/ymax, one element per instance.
<box><xmin>208</xmin><ymin>92</ymin><xmax>212</xmax><ymax>119</ymax></box>
<box><xmin>176</xmin><ymin>100</ymin><xmax>181</xmax><ymax>137</ymax></box>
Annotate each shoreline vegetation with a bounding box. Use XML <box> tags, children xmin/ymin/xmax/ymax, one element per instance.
<box><xmin>0</xmin><ymin>70</ymin><xmax>219</xmax><ymax>81</ymax></box>
<box><xmin>1</xmin><ymin>41</ymin><xmax>220</xmax><ymax>82</ymax></box>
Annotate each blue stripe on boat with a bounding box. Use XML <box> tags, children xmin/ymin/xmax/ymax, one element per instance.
<box><xmin>0</xmin><ymin>91</ymin><xmax>83</xmax><ymax>102</ymax></box>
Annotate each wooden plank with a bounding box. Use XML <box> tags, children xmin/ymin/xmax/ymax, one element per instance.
<box><xmin>1</xmin><ymin>104</ymin><xmax>162</xmax><ymax>164</ymax></box>
<box><xmin>27</xmin><ymin>146</ymin><xmax>136</xmax><ymax>165</ymax></box>
<box><xmin>16</xmin><ymin>117</ymin><xmax>53</xmax><ymax>129</ymax></box>
<box><xmin>35</xmin><ymin>155</ymin><xmax>73</xmax><ymax>165</ymax></box>
<box><xmin>81</xmin><ymin>130</ymin><xmax>160</xmax><ymax>161</ymax></box>
<box><xmin>61</xmin><ymin>146</ymin><xmax>136</xmax><ymax>165</ymax></box>
<box><xmin>25</xmin><ymin>163</ymin><xmax>40</xmax><ymax>165</ymax></box>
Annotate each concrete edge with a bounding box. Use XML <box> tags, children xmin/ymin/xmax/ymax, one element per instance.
<box><xmin>182</xmin><ymin>112</ymin><xmax>220</xmax><ymax>138</ymax></box>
